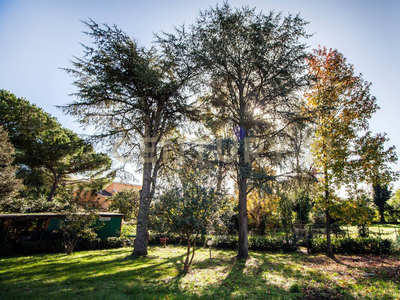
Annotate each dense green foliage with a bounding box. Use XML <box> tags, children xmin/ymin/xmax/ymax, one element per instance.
<box><xmin>109</xmin><ymin>189</ymin><xmax>140</xmax><ymax>221</ymax></box>
<box><xmin>0</xmin><ymin>194</ymin><xmax>70</xmax><ymax>213</ymax></box>
<box><xmin>0</xmin><ymin>90</ymin><xmax>112</xmax><ymax>201</ymax></box>
<box><xmin>292</xmin><ymin>190</ymin><xmax>312</xmax><ymax>224</ymax></box>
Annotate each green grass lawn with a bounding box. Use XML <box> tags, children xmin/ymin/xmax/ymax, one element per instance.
<box><xmin>1</xmin><ymin>246</ymin><xmax>399</xmax><ymax>300</ymax></box>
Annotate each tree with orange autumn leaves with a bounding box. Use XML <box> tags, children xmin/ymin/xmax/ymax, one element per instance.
<box><xmin>305</xmin><ymin>46</ymin><xmax>379</xmax><ymax>258</ymax></box>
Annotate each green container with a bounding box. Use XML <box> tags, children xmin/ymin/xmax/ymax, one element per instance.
<box><xmin>47</xmin><ymin>215</ymin><xmax>122</xmax><ymax>239</ymax></box>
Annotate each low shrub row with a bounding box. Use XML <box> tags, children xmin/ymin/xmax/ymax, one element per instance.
<box><xmin>0</xmin><ymin>237</ymin><xmax>132</xmax><ymax>257</ymax></box>
<box><xmin>248</xmin><ymin>236</ymin><xmax>297</xmax><ymax>252</ymax></box>
<box><xmin>1</xmin><ymin>235</ymin><xmax>394</xmax><ymax>257</ymax></box>
<box><xmin>309</xmin><ymin>237</ymin><xmax>393</xmax><ymax>255</ymax></box>
<box><xmin>148</xmin><ymin>233</ymin><xmax>297</xmax><ymax>252</ymax></box>
<box><xmin>149</xmin><ymin>234</ymin><xmax>394</xmax><ymax>255</ymax></box>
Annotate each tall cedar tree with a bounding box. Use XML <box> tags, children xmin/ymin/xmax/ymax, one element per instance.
<box><xmin>0</xmin><ymin>90</ymin><xmax>112</xmax><ymax>201</ymax></box>
<box><xmin>61</xmin><ymin>21</ymin><xmax>196</xmax><ymax>256</ymax></box>
<box><xmin>160</xmin><ymin>3</ymin><xmax>309</xmax><ymax>258</ymax></box>
<box><xmin>306</xmin><ymin>47</ymin><xmax>378</xmax><ymax>258</ymax></box>
<box><xmin>0</xmin><ymin>126</ymin><xmax>22</xmax><ymax>203</ymax></box>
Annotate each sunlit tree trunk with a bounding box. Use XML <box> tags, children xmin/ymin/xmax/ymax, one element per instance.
<box><xmin>133</xmin><ymin>127</ymin><xmax>158</xmax><ymax>256</ymax></box>
<box><xmin>133</xmin><ymin>162</ymin><xmax>153</xmax><ymax>256</ymax></box>
<box><xmin>325</xmin><ymin>192</ymin><xmax>334</xmax><ymax>258</ymax></box>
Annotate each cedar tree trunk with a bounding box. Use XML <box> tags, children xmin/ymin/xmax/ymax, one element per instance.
<box><xmin>133</xmin><ymin>161</ymin><xmax>153</xmax><ymax>256</ymax></box>
<box><xmin>237</xmin><ymin>141</ymin><xmax>248</xmax><ymax>259</ymax></box>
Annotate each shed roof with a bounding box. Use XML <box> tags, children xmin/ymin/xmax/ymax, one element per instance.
<box><xmin>0</xmin><ymin>212</ymin><xmax>124</xmax><ymax>219</ymax></box>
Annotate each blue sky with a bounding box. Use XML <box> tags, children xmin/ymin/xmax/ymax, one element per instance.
<box><xmin>1</xmin><ymin>0</ymin><xmax>399</xmax><ymax>186</ymax></box>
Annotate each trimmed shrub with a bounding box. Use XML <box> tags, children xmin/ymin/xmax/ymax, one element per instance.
<box><xmin>213</xmin><ymin>235</ymin><xmax>239</xmax><ymax>249</ymax></box>
<box><xmin>249</xmin><ymin>236</ymin><xmax>297</xmax><ymax>252</ymax></box>
<box><xmin>2</xmin><ymin>235</ymin><xmax>393</xmax><ymax>257</ymax></box>
<box><xmin>309</xmin><ymin>237</ymin><xmax>392</xmax><ymax>255</ymax></box>
<box><xmin>148</xmin><ymin>233</ymin><xmax>297</xmax><ymax>252</ymax></box>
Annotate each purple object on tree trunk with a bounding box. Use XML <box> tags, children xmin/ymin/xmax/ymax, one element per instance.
<box><xmin>233</xmin><ymin>127</ymin><xmax>246</xmax><ymax>141</ymax></box>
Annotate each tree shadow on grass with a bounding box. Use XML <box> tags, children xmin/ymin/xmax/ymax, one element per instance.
<box><xmin>294</xmin><ymin>253</ymin><xmax>399</xmax><ymax>300</ymax></box>
<box><xmin>193</xmin><ymin>255</ymin><xmax>298</xmax><ymax>299</ymax></box>
<box><xmin>2</xmin><ymin>248</ymin><xmax>398</xmax><ymax>300</ymax></box>
<box><xmin>331</xmin><ymin>255</ymin><xmax>400</xmax><ymax>300</ymax></box>
<box><xmin>135</xmin><ymin>250</ymin><xmax>357</xmax><ymax>299</ymax></box>
<box><xmin>0</xmin><ymin>248</ymin><xmax>190</xmax><ymax>300</ymax></box>
<box><xmin>195</xmin><ymin>252</ymin><xmax>360</xmax><ymax>300</ymax></box>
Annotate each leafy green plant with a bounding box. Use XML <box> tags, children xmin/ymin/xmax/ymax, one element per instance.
<box><xmin>57</xmin><ymin>211</ymin><xmax>99</xmax><ymax>254</ymax></box>
<box><xmin>120</xmin><ymin>223</ymin><xmax>136</xmax><ymax>238</ymax></box>
<box><xmin>152</xmin><ymin>169</ymin><xmax>229</xmax><ymax>273</ymax></box>
<box><xmin>109</xmin><ymin>189</ymin><xmax>140</xmax><ymax>221</ymax></box>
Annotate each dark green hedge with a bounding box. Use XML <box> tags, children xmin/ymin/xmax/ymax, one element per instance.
<box><xmin>309</xmin><ymin>237</ymin><xmax>392</xmax><ymax>255</ymax></box>
<box><xmin>248</xmin><ymin>236</ymin><xmax>296</xmax><ymax>252</ymax></box>
<box><xmin>149</xmin><ymin>234</ymin><xmax>297</xmax><ymax>252</ymax></box>
<box><xmin>0</xmin><ymin>237</ymin><xmax>131</xmax><ymax>257</ymax></box>
<box><xmin>2</xmin><ymin>235</ymin><xmax>392</xmax><ymax>257</ymax></box>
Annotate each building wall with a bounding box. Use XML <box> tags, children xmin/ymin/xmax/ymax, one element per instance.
<box><xmin>104</xmin><ymin>182</ymin><xmax>142</xmax><ymax>194</ymax></box>
<box><xmin>74</xmin><ymin>182</ymin><xmax>142</xmax><ymax>212</ymax></box>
